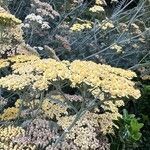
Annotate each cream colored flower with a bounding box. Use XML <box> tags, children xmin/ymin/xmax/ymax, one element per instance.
<box><xmin>0</xmin><ymin>59</ymin><xmax>9</xmax><ymax>69</ymax></box>
<box><xmin>70</xmin><ymin>22</ymin><xmax>92</xmax><ymax>31</ymax></box>
<box><xmin>89</xmin><ymin>5</ymin><xmax>105</xmax><ymax>13</ymax></box>
<box><xmin>0</xmin><ymin>107</ymin><xmax>19</xmax><ymax>121</ymax></box>
<box><xmin>110</xmin><ymin>43</ymin><xmax>123</xmax><ymax>53</ymax></box>
<box><xmin>42</xmin><ymin>98</ymin><xmax>68</xmax><ymax>119</ymax></box>
<box><xmin>0</xmin><ymin>126</ymin><xmax>25</xmax><ymax>142</ymax></box>
<box><xmin>100</xmin><ymin>20</ymin><xmax>114</xmax><ymax>30</ymax></box>
<box><xmin>0</xmin><ymin>12</ymin><xmax>21</xmax><ymax>26</ymax></box>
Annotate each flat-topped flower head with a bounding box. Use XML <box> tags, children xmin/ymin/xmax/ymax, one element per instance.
<box><xmin>0</xmin><ymin>74</ymin><xmax>33</xmax><ymax>91</ymax></box>
<box><xmin>69</xmin><ymin>60</ymin><xmax>140</xmax><ymax>99</ymax></box>
<box><xmin>89</xmin><ymin>5</ymin><xmax>105</xmax><ymax>13</ymax></box>
<box><xmin>8</xmin><ymin>54</ymin><xmax>40</xmax><ymax>63</ymax></box>
<box><xmin>0</xmin><ymin>55</ymin><xmax>141</xmax><ymax>99</ymax></box>
<box><xmin>0</xmin><ymin>107</ymin><xmax>19</xmax><ymax>121</ymax></box>
<box><xmin>0</xmin><ymin>12</ymin><xmax>21</xmax><ymax>27</ymax></box>
<box><xmin>70</xmin><ymin>22</ymin><xmax>92</xmax><ymax>32</ymax></box>
<box><xmin>0</xmin><ymin>59</ymin><xmax>9</xmax><ymax>69</ymax></box>
<box><xmin>96</xmin><ymin>0</ymin><xmax>107</xmax><ymax>5</ymax></box>
<box><xmin>42</xmin><ymin>98</ymin><xmax>68</xmax><ymax>120</ymax></box>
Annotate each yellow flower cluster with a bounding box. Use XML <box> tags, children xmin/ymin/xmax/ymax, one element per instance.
<box><xmin>10</xmin><ymin>25</ymin><xmax>23</xmax><ymax>42</ymax></box>
<box><xmin>89</xmin><ymin>5</ymin><xmax>105</xmax><ymax>13</ymax></box>
<box><xmin>0</xmin><ymin>107</ymin><xmax>19</xmax><ymax>121</ymax></box>
<box><xmin>9</xmin><ymin>54</ymin><xmax>40</xmax><ymax>63</ymax></box>
<box><xmin>0</xmin><ymin>55</ymin><xmax>140</xmax><ymax>99</ymax></box>
<box><xmin>0</xmin><ymin>74</ymin><xmax>33</xmax><ymax>91</ymax></box>
<box><xmin>42</xmin><ymin>97</ymin><xmax>68</xmax><ymax>119</ymax></box>
<box><xmin>0</xmin><ymin>9</ymin><xmax>24</xmax><ymax>58</ymax></box>
<box><xmin>96</xmin><ymin>0</ymin><xmax>107</xmax><ymax>5</ymax></box>
<box><xmin>98</xmin><ymin>111</ymin><xmax>120</xmax><ymax>134</ymax></box>
<box><xmin>58</xmin><ymin>102</ymin><xmax>122</xmax><ymax>136</ymax></box>
<box><xmin>110</xmin><ymin>43</ymin><xmax>123</xmax><ymax>53</ymax></box>
<box><xmin>100</xmin><ymin>20</ymin><xmax>114</xmax><ymax>30</ymax></box>
<box><xmin>0</xmin><ymin>57</ymin><xmax>69</xmax><ymax>91</ymax></box>
<box><xmin>0</xmin><ymin>12</ymin><xmax>21</xmax><ymax>26</ymax></box>
<box><xmin>95</xmin><ymin>100</ymin><xmax>124</xmax><ymax>134</ymax></box>
<box><xmin>69</xmin><ymin>60</ymin><xmax>140</xmax><ymax>99</ymax></box>
<box><xmin>102</xmin><ymin>65</ymin><xmax>136</xmax><ymax>79</ymax></box>
<box><xmin>0</xmin><ymin>126</ymin><xmax>25</xmax><ymax>142</ymax></box>
<box><xmin>0</xmin><ymin>59</ymin><xmax>9</xmax><ymax>69</ymax></box>
<box><xmin>58</xmin><ymin>111</ymin><xmax>112</xmax><ymax>148</ymax></box>
<box><xmin>0</xmin><ymin>142</ymin><xmax>36</xmax><ymax>150</ymax></box>
<box><xmin>15</xmin><ymin>98</ymin><xmax>40</xmax><ymax>109</ymax></box>
<box><xmin>70</xmin><ymin>22</ymin><xmax>92</xmax><ymax>31</ymax></box>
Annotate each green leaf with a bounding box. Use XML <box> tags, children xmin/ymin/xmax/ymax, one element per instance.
<box><xmin>131</xmin><ymin>132</ymin><xmax>142</xmax><ymax>141</ymax></box>
<box><xmin>130</xmin><ymin>119</ymin><xmax>144</xmax><ymax>132</ymax></box>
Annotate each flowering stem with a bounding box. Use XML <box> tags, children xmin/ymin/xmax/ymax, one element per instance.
<box><xmin>52</xmin><ymin>90</ymin><xmax>102</xmax><ymax>148</ymax></box>
<box><xmin>33</xmin><ymin>91</ymin><xmax>45</xmax><ymax>118</ymax></box>
<box><xmin>54</xmin><ymin>83</ymin><xmax>78</xmax><ymax>113</ymax></box>
<box><xmin>53</xmin><ymin>107</ymin><xmax>86</xmax><ymax>148</ymax></box>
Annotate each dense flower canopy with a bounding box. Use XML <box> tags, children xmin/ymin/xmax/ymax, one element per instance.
<box><xmin>0</xmin><ymin>54</ymin><xmax>140</xmax><ymax>99</ymax></box>
<box><xmin>0</xmin><ymin>12</ymin><xmax>21</xmax><ymax>26</ymax></box>
<box><xmin>0</xmin><ymin>0</ymin><xmax>148</xmax><ymax>148</ymax></box>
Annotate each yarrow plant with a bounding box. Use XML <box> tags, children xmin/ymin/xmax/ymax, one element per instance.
<box><xmin>0</xmin><ymin>53</ymin><xmax>141</xmax><ymax>149</ymax></box>
<box><xmin>0</xmin><ymin>8</ymin><xmax>22</xmax><ymax>57</ymax></box>
<box><xmin>0</xmin><ymin>7</ymin><xmax>39</xmax><ymax>58</ymax></box>
<box><xmin>0</xmin><ymin>0</ymin><xmax>148</xmax><ymax>149</ymax></box>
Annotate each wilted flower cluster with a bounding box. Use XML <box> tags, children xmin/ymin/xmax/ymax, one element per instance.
<box><xmin>31</xmin><ymin>0</ymin><xmax>60</xmax><ymax>19</ymax></box>
<box><xmin>12</xmin><ymin>118</ymin><xmax>59</xmax><ymax>148</ymax></box>
<box><xmin>22</xmin><ymin>0</ymin><xmax>60</xmax><ymax>47</ymax></box>
<box><xmin>55</xmin><ymin>35</ymin><xmax>72</xmax><ymax>53</ymax></box>
<box><xmin>138</xmin><ymin>66</ymin><xmax>150</xmax><ymax>81</ymax></box>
